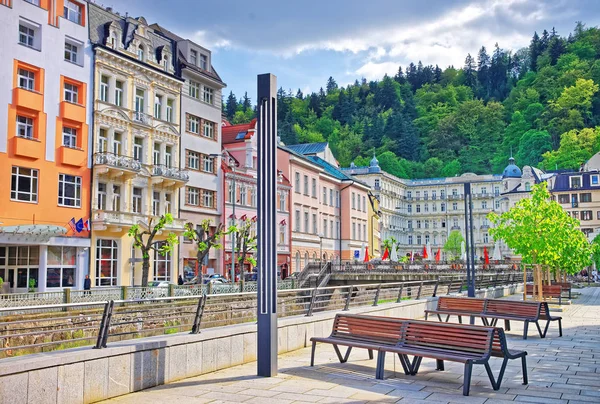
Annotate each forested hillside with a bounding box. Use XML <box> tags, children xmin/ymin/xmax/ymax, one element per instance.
<box><xmin>223</xmin><ymin>23</ymin><xmax>600</xmax><ymax>179</ymax></box>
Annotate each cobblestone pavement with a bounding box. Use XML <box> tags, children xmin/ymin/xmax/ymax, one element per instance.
<box><xmin>102</xmin><ymin>287</ymin><xmax>600</xmax><ymax>403</ymax></box>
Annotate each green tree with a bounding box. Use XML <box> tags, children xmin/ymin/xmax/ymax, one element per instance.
<box><xmin>516</xmin><ymin>129</ymin><xmax>553</xmax><ymax>167</ymax></box>
<box><xmin>444</xmin><ymin>230</ymin><xmax>465</xmax><ymax>261</ymax></box>
<box><xmin>225</xmin><ymin>91</ymin><xmax>238</xmax><ymax>121</ymax></box>
<box><xmin>184</xmin><ymin>220</ymin><xmax>226</xmax><ymax>284</ymax></box>
<box><xmin>231</xmin><ymin>219</ymin><xmax>258</xmax><ymax>281</ymax></box>
<box><xmin>541</xmin><ymin>127</ymin><xmax>600</xmax><ymax>170</ymax></box>
<box><xmin>128</xmin><ymin>214</ymin><xmax>179</xmax><ymax>287</ymax></box>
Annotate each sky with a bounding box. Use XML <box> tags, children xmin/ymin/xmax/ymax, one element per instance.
<box><xmin>101</xmin><ymin>0</ymin><xmax>600</xmax><ymax>102</ymax></box>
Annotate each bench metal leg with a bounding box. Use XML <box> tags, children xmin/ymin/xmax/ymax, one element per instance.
<box><xmin>310</xmin><ymin>341</ymin><xmax>317</xmax><ymax>366</ymax></box>
<box><xmin>376</xmin><ymin>351</ymin><xmax>386</xmax><ymax>379</ymax></box>
<box><xmin>463</xmin><ymin>362</ymin><xmax>473</xmax><ymax>396</ymax></box>
<box><xmin>458</xmin><ymin>315</ymin><xmax>462</xmax><ymax>324</ymax></box>
<box><xmin>484</xmin><ymin>361</ymin><xmax>499</xmax><ymax>390</ymax></box>
<box><xmin>398</xmin><ymin>354</ymin><xmax>411</xmax><ymax>375</ymax></box>
<box><xmin>481</xmin><ymin>317</ymin><xmax>489</xmax><ymax>326</ymax></box>
<box><xmin>436</xmin><ymin>359</ymin><xmax>445</xmax><ymax>371</ymax></box>
<box><xmin>558</xmin><ymin>319</ymin><xmax>563</xmax><ymax>337</ymax></box>
<box><xmin>521</xmin><ymin>355</ymin><xmax>528</xmax><ymax>385</ymax></box>
<box><xmin>523</xmin><ymin>321</ymin><xmax>529</xmax><ymax>340</ymax></box>
<box><xmin>446</xmin><ymin>314</ymin><xmax>451</xmax><ymax>322</ymax></box>
<box><xmin>504</xmin><ymin>319</ymin><xmax>511</xmax><ymax>331</ymax></box>
<box><xmin>333</xmin><ymin>345</ymin><xmax>352</xmax><ymax>363</ymax></box>
<box><xmin>436</xmin><ymin>314</ymin><xmax>443</xmax><ymax>322</ymax></box>
<box><xmin>368</xmin><ymin>349</ymin><xmax>374</xmax><ymax>360</ymax></box>
<box><xmin>409</xmin><ymin>356</ymin><xmax>422</xmax><ymax>375</ymax></box>
<box><xmin>535</xmin><ymin>321</ymin><xmax>545</xmax><ymax>338</ymax></box>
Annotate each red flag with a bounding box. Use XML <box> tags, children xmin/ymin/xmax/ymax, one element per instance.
<box><xmin>364</xmin><ymin>247</ymin><xmax>370</xmax><ymax>262</ymax></box>
<box><xmin>484</xmin><ymin>246</ymin><xmax>490</xmax><ymax>265</ymax></box>
<box><xmin>422</xmin><ymin>245</ymin><xmax>428</xmax><ymax>259</ymax></box>
<box><xmin>382</xmin><ymin>248</ymin><xmax>389</xmax><ymax>260</ymax></box>
<box><xmin>435</xmin><ymin>248</ymin><xmax>441</xmax><ymax>262</ymax></box>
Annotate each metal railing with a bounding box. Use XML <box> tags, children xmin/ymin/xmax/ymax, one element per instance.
<box><xmin>0</xmin><ymin>275</ymin><xmax>525</xmax><ymax>359</ymax></box>
<box><xmin>93</xmin><ymin>152</ymin><xmax>142</xmax><ymax>171</ymax></box>
<box><xmin>152</xmin><ymin>164</ymin><xmax>189</xmax><ymax>181</ymax></box>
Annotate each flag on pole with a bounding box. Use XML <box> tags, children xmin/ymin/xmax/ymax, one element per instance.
<box><xmin>422</xmin><ymin>245</ymin><xmax>428</xmax><ymax>259</ymax></box>
<box><xmin>435</xmin><ymin>248</ymin><xmax>441</xmax><ymax>262</ymax></box>
<box><xmin>382</xmin><ymin>248</ymin><xmax>390</xmax><ymax>260</ymax></box>
<box><xmin>84</xmin><ymin>219</ymin><xmax>91</xmax><ymax>231</ymax></box>
<box><xmin>75</xmin><ymin>218</ymin><xmax>84</xmax><ymax>233</ymax></box>
<box><xmin>68</xmin><ymin>218</ymin><xmax>77</xmax><ymax>232</ymax></box>
<box><xmin>390</xmin><ymin>246</ymin><xmax>398</xmax><ymax>262</ymax></box>
<box><xmin>492</xmin><ymin>242</ymin><xmax>501</xmax><ymax>261</ymax></box>
<box><xmin>364</xmin><ymin>246</ymin><xmax>370</xmax><ymax>262</ymax></box>
<box><xmin>484</xmin><ymin>246</ymin><xmax>490</xmax><ymax>265</ymax></box>
<box><xmin>410</xmin><ymin>251</ymin><xmax>414</xmax><ymax>262</ymax></box>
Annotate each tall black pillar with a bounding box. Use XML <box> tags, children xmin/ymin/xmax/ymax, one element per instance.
<box><xmin>257</xmin><ymin>73</ymin><xmax>278</xmax><ymax>377</ymax></box>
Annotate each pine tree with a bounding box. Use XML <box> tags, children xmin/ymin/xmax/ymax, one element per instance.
<box><xmin>326</xmin><ymin>76</ymin><xmax>338</xmax><ymax>94</ymax></box>
<box><xmin>308</xmin><ymin>93</ymin><xmax>322</xmax><ymax>117</ymax></box>
<box><xmin>242</xmin><ymin>92</ymin><xmax>252</xmax><ymax>110</ymax></box>
<box><xmin>296</xmin><ymin>88</ymin><xmax>303</xmax><ymax>99</ymax></box>
<box><xmin>394</xmin><ymin>66</ymin><xmax>406</xmax><ymax>84</ymax></box>
<box><xmin>225</xmin><ymin>91</ymin><xmax>238</xmax><ymax>121</ymax></box>
<box><xmin>529</xmin><ymin>31</ymin><xmax>542</xmax><ymax>71</ymax></box>
<box><xmin>540</xmin><ymin>29</ymin><xmax>550</xmax><ymax>52</ymax></box>
<box><xmin>548</xmin><ymin>32</ymin><xmax>566</xmax><ymax>65</ymax></box>
<box><xmin>463</xmin><ymin>54</ymin><xmax>477</xmax><ymax>90</ymax></box>
<box><xmin>406</xmin><ymin>62</ymin><xmax>418</xmax><ymax>91</ymax></box>
<box><xmin>375</xmin><ymin>75</ymin><xmax>400</xmax><ymax>111</ymax></box>
<box><xmin>434</xmin><ymin>65</ymin><xmax>442</xmax><ymax>83</ymax></box>
<box><xmin>477</xmin><ymin>46</ymin><xmax>491</xmax><ymax>99</ymax></box>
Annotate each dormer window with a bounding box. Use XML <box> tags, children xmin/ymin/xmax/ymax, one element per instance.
<box><xmin>190</xmin><ymin>49</ymin><xmax>197</xmax><ymax>66</ymax></box>
<box><xmin>200</xmin><ymin>54</ymin><xmax>207</xmax><ymax>70</ymax></box>
<box><xmin>137</xmin><ymin>45</ymin><xmax>144</xmax><ymax>61</ymax></box>
<box><xmin>163</xmin><ymin>55</ymin><xmax>169</xmax><ymax>71</ymax></box>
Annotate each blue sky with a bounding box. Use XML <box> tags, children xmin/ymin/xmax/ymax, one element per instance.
<box><xmin>112</xmin><ymin>0</ymin><xmax>600</xmax><ymax>102</ymax></box>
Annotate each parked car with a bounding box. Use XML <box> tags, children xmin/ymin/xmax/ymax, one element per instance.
<box><xmin>203</xmin><ymin>274</ymin><xmax>229</xmax><ymax>284</ymax></box>
<box><xmin>147</xmin><ymin>281</ymin><xmax>175</xmax><ymax>288</ymax></box>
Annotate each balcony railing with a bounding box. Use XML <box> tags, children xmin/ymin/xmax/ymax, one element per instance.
<box><xmin>94</xmin><ymin>210</ymin><xmax>186</xmax><ymax>229</ymax></box>
<box><xmin>152</xmin><ymin>165</ymin><xmax>190</xmax><ymax>182</ymax></box>
<box><xmin>133</xmin><ymin>111</ymin><xmax>153</xmax><ymax>126</ymax></box>
<box><xmin>94</xmin><ymin>152</ymin><xmax>142</xmax><ymax>171</ymax></box>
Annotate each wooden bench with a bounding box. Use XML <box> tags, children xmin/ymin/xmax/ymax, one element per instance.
<box><xmin>551</xmin><ymin>282</ymin><xmax>572</xmax><ymax>299</ymax></box>
<box><xmin>310</xmin><ymin>314</ymin><xmax>527</xmax><ymax>396</ymax></box>
<box><xmin>426</xmin><ymin>296</ymin><xmax>563</xmax><ymax>339</ymax></box>
<box><xmin>526</xmin><ymin>284</ymin><xmax>563</xmax><ymax>304</ymax></box>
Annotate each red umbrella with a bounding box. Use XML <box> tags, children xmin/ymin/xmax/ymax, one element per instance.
<box><xmin>364</xmin><ymin>246</ymin><xmax>370</xmax><ymax>262</ymax></box>
<box><xmin>435</xmin><ymin>248</ymin><xmax>441</xmax><ymax>262</ymax></box>
<box><xmin>484</xmin><ymin>246</ymin><xmax>490</xmax><ymax>265</ymax></box>
<box><xmin>382</xmin><ymin>248</ymin><xmax>390</xmax><ymax>260</ymax></box>
<box><xmin>422</xmin><ymin>245</ymin><xmax>428</xmax><ymax>259</ymax></box>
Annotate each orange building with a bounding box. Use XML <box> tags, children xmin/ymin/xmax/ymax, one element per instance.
<box><xmin>0</xmin><ymin>0</ymin><xmax>93</xmax><ymax>292</ymax></box>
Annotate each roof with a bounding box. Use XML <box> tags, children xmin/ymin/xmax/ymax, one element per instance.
<box><xmin>222</xmin><ymin>119</ymin><xmax>256</xmax><ymax>144</ymax></box>
<box><xmin>285</xmin><ymin>143</ymin><xmax>328</xmax><ymax>155</ymax></box>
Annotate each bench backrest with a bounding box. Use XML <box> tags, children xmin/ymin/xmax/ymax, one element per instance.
<box><xmin>437</xmin><ymin>296</ymin><xmax>486</xmax><ymax>313</ymax></box>
<box><xmin>526</xmin><ymin>284</ymin><xmax>562</xmax><ymax>296</ymax></box>
<box><xmin>331</xmin><ymin>314</ymin><xmax>404</xmax><ymax>346</ymax></box>
<box><xmin>484</xmin><ymin>299</ymin><xmax>540</xmax><ymax>319</ymax></box>
<box><xmin>551</xmin><ymin>282</ymin><xmax>571</xmax><ymax>290</ymax></box>
<box><xmin>400</xmin><ymin>320</ymin><xmax>494</xmax><ymax>358</ymax></box>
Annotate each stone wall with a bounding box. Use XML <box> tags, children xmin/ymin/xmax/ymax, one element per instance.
<box><xmin>0</xmin><ymin>284</ymin><xmax>522</xmax><ymax>404</ymax></box>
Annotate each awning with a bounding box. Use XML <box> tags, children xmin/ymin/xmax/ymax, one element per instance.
<box><xmin>0</xmin><ymin>225</ymin><xmax>68</xmax><ymax>243</ymax></box>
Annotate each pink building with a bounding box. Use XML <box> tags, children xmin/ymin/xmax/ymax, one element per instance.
<box><xmin>221</xmin><ymin>121</ymin><xmax>292</xmax><ymax>278</ymax></box>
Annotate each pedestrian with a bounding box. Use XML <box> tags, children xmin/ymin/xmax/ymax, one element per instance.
<box><xmin>178</xmin><ymin>275</ymin><xmax>184</xmax><ymax>285</ymax></box>
<box><xmin>83</xmin><ymin>275</ymin><xmax>91</xmax><ymax>295</ymax></box>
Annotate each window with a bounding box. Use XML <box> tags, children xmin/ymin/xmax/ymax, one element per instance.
<box><xmin>58</xmin><ymin>174</ymin><xmax>81</xmax><ymax>207</ymax></box>
<box><xmin>441</xmin><ymin>203</ymin><xmax>446</xmax><ymax>212</ymax></box>
<box><xmin>494</xmin><ymin>186</ymin><xmax>500</xmax><ymax>196</ymax></box>
<box><xmin>16</xmin><ymin>116</ymin><xmax>33</xmax><ymax>139</ymax></box>
<box><xmin>64</xmin><ymin>83</ymin><xmax>78</xmax><ymax>104</ymax></box>
<box><xmin>357</xmin><ymin>224</ymin><xmax>361</xmax><ymax>241</ymax></box>
<box><xmin>572</xmin><ymin>211</ymin><xmax>580</xmax><ymax>219</ymax></box>
<box><xmin>19</xmin><ymin>24</ymin><xmax>34</xmax><ymax>47</ymax></box>
<box><xmin>200</xmin><ymin>54</ymin><xmax>207</xmax><ymax>70</ymax></box>
<box><xmin>64</xmin><ymin>42</ymin><xmax>78</xmax><ymax>63</ymax></box>
<box><xmin>407</xmin><ymin>204</ymin><xmax>412</xmax><ymax>213</ymax></box>
<box><xmin>190</xmin><ymin>49</ymin><xmax>198</xmax><ymax>65</ymax></box>
<box><xmin>352</xmin><ymin>193</ymin><xmax>356</xmax><ymax>209</ymax></box>
<box><xmin>424</xmin><ymin>191</ymin><xmax>428</xmax><ymax>200</ymax></box>
<box><xmin>187</xmin><ymin>187</ymin><xmax>199</xmax><ymax>206</ymax></box>
<box><xmin>154</xmin><ymin>95</ymin><xmax>162</xmax><ymax>119</ymax></box>
<box><xmin>482</xmin><ymin>201</ymin><xmax>488</xmax><ymax>209</ymax></box>
<box><xmin>279</xmin><ymin>224</ymin><xmax>286</xmax><ymax>245</ymax></box>
<box><xmin>203</xmin><ymin>86</ymin><xmax>214</xmax><ymax>104</ymax></box>
<box><xmin>137</xmin><ymin>45</ymin><xmax>144</xmax><ymax>61</ymax></box>
<box><xmin>295</xmin><ymin>172</ymin><xmax>300</xmax><ymax>192</ymax></box>
<box><xmin>228</xmin><ymin>183</ymin><xmax>234</xmax><ymax>203</ymax></box>
<box><xmin>112</xmin><ymin>132</ymin><xmax>122</xmax><ymax>155</ymax></box>
<box><xmin>99</xmin><ymin>75</ymin><xmax>109</xmax><ymax>102</ymax></box>
<box><xmin>425</xmin><ymin>220</ymin><xmax>429</xmax><ymax>229</ymax></box>
<box><xmin>187</xmin><ymin>150</ymin><xmax>199</xmax><ymax>170</ymax></box>
<box><xmin>304</xmin><ymin>175</ymin><xmax>309</xmax><ymax>195</ymax></box>
<box><xmin>375</xmin><ymin>179</ymin><xmax>380</xmax><ymax>189</ymax></box>
<box><xmin>591</xmin><ymin>175</ymin><xmax>599</xmax><ymax>186</ymax></box>
<box><xmin>165</xmin><ymin>194</ymin><xmax>171</xmax><ymax>214</ymax></box>
<box><xmin>97</xmin><ymin>183</ymin><xmax>107</xmax><ymax>210</ymax></box>
<box><xmin>312</xmin><ymin>178</ymin><xmax>317</xmax><ymax>198</ymax></box>
<box><xmin>132</xmin><ymin>187</ymin><xmax>142</xmax><ymax>213</ymax></box>
<box><xmin>240</xmin><ymin>186</ymin><xmax>247</xmax><ymax>206</ymax></box>
<box><xmin>581</xmin><ymin>193</ymin><xmax>592</xmax><ymax>203</ymax></box>
<box><xmin>203</xmin><ymin>155</ymin><xmax>214</xmax><ymax>173</ymax></box>
<box><xmin>188</xmin><ymin>115</ymin><xmax>200</xmax><ymax>134</ymax></box>
<box><xmin>525</xmin><ymin>182</ymin><xmax>531</xmax><ymax>192</ymax></box>
<box><xmin>279</xmin><ymin>192</ymin><xmax>287</xmax><ymax>211</ymax></box>
<box><xmin>452</xmin><ymin>202</ymin><xmax>458</xmax><ymax>211</ymax></box>
<box><xmin>440</xmin><ymin>189</ymin><xmax>446</xmax><ymax>199</ymax></box>
<box><xmin>115</xmin><ymin>81</ymin><xmax>123</xmax><ymax>106</ymax></box>
<box><xmin>304</xmin><ymin>212</ymin><xmax>309</xmax><ymax>233</ymax></box>
<box><xmin>18</xmin><ymin>68</ymin><xmax>35</xmax><ymax>90</ymax></box>
<box><xmin>330</xmin><ymin>189</ymin><xmax>334</xmax><ymax>206</ymax></box>
<box><xmin>570</xmin><ymin>176</ymin><xmax>582</xmax><ymax>189</ymax></box>
<box><xmin>165</xmin><ymin>146</ymin><xmax>172</xmax><ymax>167</ymax></box>
<box><xmin>47</xmin><ymin>246</ymin><xmax>76</xmax><ymax>288</ymax></box>
<box><xmin>203</xmin><ymin>121</ymin><xmax>214</xmax><ymax>139</ymax></box>
<box><xmin>201</xmin><ymin>189</ymin><xmax>215</xmax><ymax>208</ymax></box>
<box><xmin>424</xmin><ymin>203</ymin><xmax>429</xmax><ymax>212</ymax></box>
<box><xmin>495</xmin><ymin>200</ymin><xmax>500</xmax><ymax>210</ymax></box>
<box><xmin>452</xmin><ymin>189</ymin><xmax>458</xmax><ymax>197</ymax></box>
<box><xmin>152</xmin><ymin>191</ymin><xmax>160</xmax><ymax>216</ymax></box>
<box><xmin>432</xmin><ymin>190</ymin><xmax>436</xmax><ymax>200</ymax></box>
<box><xmin>483</xmin><ymin>233</ymin><xmax>489</xmax><ymax>243</ymax></box>
<box><xmin>11</xmin><ymin>167</ymin><xmax>38</xmax><ymax>202</ymax></box>
<box><xmin>582</xmin><ymin>210</ymin><xmax>593</xmax><ymax>221</ymax></box>
<box><xmin>166</xmin><ymin>99</ymin><xmax>173</xmax><ymax>122</ymax></box>
<box><xmin>558</xmin><ymin>194</ymin><xmax>569</xmax><ymax>204</ymax></box>
<box><xmin>153</xmin><ymin>243</ymin><xmax>171</xmax><ymax>282</ymax></box>
<box><xmin>352</xmin><ymin>223</ymin><xmax>356</xmax><ymax>240</ymax></box>
<box><xmin>250</xmin><ymin>187</ymin><xmax>257</xmax><ymax>207</ymax></box>
<box><xmin>416</xmin><ymin>191</ymin><xmax>420</xmax><ymax>200</ymax></box>
<box><xmin>25</xmin><ymin>0</ymin><xmax>41</xmax><ymax>5</ymax></box>
<box><xmin>407</xmin><ymin>220</ymin><xmax>413</xmax><ymax>229</ymax></box>
<box><xmin>189</xmin><ymin>81</ymin><xmax>200</xmax><ymax>99</ymax></box>
<box><xmin>432</xmin><ymin>203</ymin><xmax>437</xmax><ymax>212</ymax></box>
<box><xmin>416</xmin><ymin>204</ymin><xmax>421</xmax><ymax>213</ymax></box>
<box><xmin>96</xmin><ymin>239</ymin><xmax>118</xmax><ymax>287</ymax></box>
<box><xmin>62</xmin><ymin>127</ymin><xmax>77</xmax><ymax>148</ymax></box>
<box><xmin>112</xmin><ymin>185</ymin><xmax>121</xmax><ymax>211</ymax></box>
<box><xmin>416</xmin><ymin>220</ymin><xmax>421</xmax><ymax>229</ymax></box>
<box><xmin>295</xmin><ymin>210</ymin><xmax>300</xmax><ymax>232</ymax></box>
<box><xmin>133</xmin><ymin>137</ymin><xmax>143</xmax><ymax>162</ymax></box>
<box><xmin>153</xmin><ymin>142</ymin><xmax>161</xmax><ymax>165</ymax></box>
<box><xmin>408</xmin><ymin>235</ymin><xmax>413</xmax><ymax>245</ymax></box>
<box><xmin>416</xmin><ymin>235</ymin><xmax>422</xmax><ymax>245</ymax></box>
<box><xmin>135</xmin><ymin>88</ymin><xmax>145</xmax><ymax>113</ymax></box>
<box><xmin>323</xmin><ymin>187</ymin><xmax>327</xmax><ymax>204</ymax></box>
<box><xmin>481</xmin><ymin>187</ymin><xmax>487</xmax><ymax>195</ymax></box>
<box><xmin>64</xmin><ymin>1</ymin><xmax>82</xmax><ymax>24</ymax></box>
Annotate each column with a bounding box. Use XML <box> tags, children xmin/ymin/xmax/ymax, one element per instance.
<box><xmin>38</xmin><ymin>245</ymin><xmax>48</xmax><ymax>292</ymax></box>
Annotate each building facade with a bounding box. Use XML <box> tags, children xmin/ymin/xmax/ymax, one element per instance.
<box><xmin>88</xmin><ymin>4</ymin><xmax>187</xmax><ymax>287</ymax></box>
<box><xmin>152</xmin><ymin>24</ymin><xmax>226</xmax><ymax>279</ymax></box>
<box><xmin>0</xmin><ymin>0</ymin><xmax>93</xmax><ymax>292</ymax></box>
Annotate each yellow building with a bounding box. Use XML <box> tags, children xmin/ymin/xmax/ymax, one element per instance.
<box><xmin>88</xmin><ymin>5</ymin><xmax>186</xmax><ymax>287</ymax></box>
<box><xmin>367</xmin><ymin>191</ymin><xmax>381</xmax><ymax>259</ymax></box>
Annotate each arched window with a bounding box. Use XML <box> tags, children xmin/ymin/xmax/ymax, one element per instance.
<box><xmin>163</xmin><ymin>55</ymin><xmax>169</xmax><ymax>70</ymax></box>
<box><xmin>137</xmin><ymin>45</ymin><xmax>144</xmax><ymax>61</ymax></box>
<box><xmin>295</xmin><ymin>252</ymin><xmax>300</xmax><ymax>273</ymax></box>
<box><xmin>304</xmin><ymin>252</ymin><xmax>309</xmax><ymax>268</ymax></box>
<box><xmin>525</xmin><ymin>182</ymin><xmax>531</xmax><ymax>191</ymax></box>
<box><xmin>312</xmin><ymin>252</ymin><xmax>317</xmax><ymax>261</ymax></box>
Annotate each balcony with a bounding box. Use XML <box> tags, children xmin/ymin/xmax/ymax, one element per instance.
<box><xmin>481</xmin><ymin>224</ymin><xmax>490</xmax><ymax>230</ymax></box>
<box><xmin>13</xmin><ymin>88</ymin><xmax>43</xmax><ymax>111</ymax></box>
<box><xmin>94</xmin><ymin>152</ymin><xmax>141</xmax><ymax>179</ymax></box>
<box><xmin>572</xmin><ymin>202</ymin><xmax>579</xmax><ymax>208</ymax></box>
<box><xmin>59</xmin><ymin>146</ymin><xmax>86</xmax><ymax>167</ymax></box>
<box><xmin>93</xmin><ymin>210</ymin><xmax>186</xmax><ymax>233</ymax></box>
<box><xmin>12</xmin><ymin>136</ymin><xmax>42</xmax><ymax>159</ymax></box>
<box><xmin>151</xmin><ymin>165</ymin><xmax>189</xmax><ymax>189</ymax></box>
<box><xmin>451</xmin><ymin>225</ymin><xmax>461</xmax><ymax>230</ymax></box>
<box><xmin>60</xmin><ymin>101</ymin><xmax>86</xmax><ymax>122</ymax></box>
<box><xmin>132</xmin><ymin>111</ymin><xmax>153</xmax><ymax>126</ymax></box>
<box><xmin>448</xmin><ymin>195</ymin><xmax>462</xmax><ymax>200</ymax></box>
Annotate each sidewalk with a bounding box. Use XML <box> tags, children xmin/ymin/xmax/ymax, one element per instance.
<box><xmin>102</xmin><ymin>287</ymin><xmax>600</xmax><ymax>403</ymax></box>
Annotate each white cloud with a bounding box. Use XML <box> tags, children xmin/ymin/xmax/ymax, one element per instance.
<box><xmin>355</xmin><ymin>62</ymin><xmax>400</xmax><ymax>81</ymax></box>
